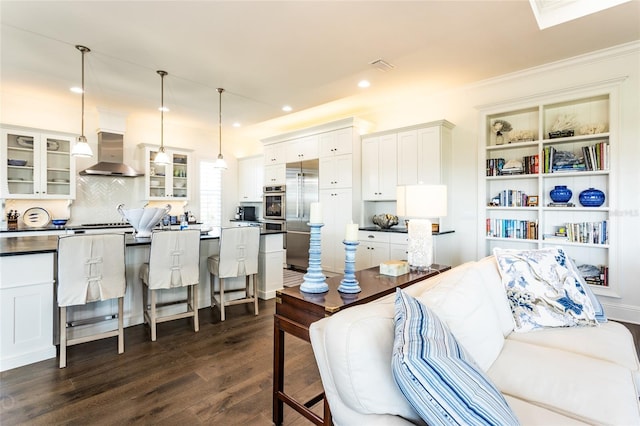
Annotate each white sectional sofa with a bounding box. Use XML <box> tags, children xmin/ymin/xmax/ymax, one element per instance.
<box><xmin>309</xmin><ymin>256</ymin><xmax>640</xmax><ymax>425</ymax></box>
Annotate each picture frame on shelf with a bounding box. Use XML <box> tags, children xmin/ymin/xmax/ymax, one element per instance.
<box><xmin>527</xmin><ymin>196</ymin><xmax>539</xmax><ymax>207</ymax></box>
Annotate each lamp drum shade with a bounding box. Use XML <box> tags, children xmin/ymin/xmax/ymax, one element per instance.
<box><xmin>396</xmin><ymin>185</ymin><xmax>447</xmax><ymax>218</ymax></box>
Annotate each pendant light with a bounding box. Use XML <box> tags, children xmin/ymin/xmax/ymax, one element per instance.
<box><xmin>213</xmin><ymin>87</ymin><xmax>228</xmax><ymax>170</ymax></box>
<box><xmin>71</xmin><ymin>45</ymin><xmax>93</xmax><ymax>158</ymax></box>
<box><xmin>154</xmin><ymin>70</ymin><xmax>170</xmax><ymax>165</ymax></box>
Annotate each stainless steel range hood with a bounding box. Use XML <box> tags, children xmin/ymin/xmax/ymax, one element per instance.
<box><xmin>79</xmin><ymin>131</ymin><xmax>143</xmax><ymax>177</ymax></box>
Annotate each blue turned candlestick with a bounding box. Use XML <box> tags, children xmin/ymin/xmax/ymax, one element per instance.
<box><xmin>300</xmin><ymin>222</ymin><xmax>328</xmax><ymax>293</ymax></box>
<box><xmin>338</xmin><ymin>240</ymin><xmax>360</xmax><ymax>293</ymax></box>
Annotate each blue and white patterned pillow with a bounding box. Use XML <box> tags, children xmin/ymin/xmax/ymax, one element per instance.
<box><xmin>392</xmin><ymin>288</ymin><xmax>519</xmax><ymax>426</ymax></box>
<box><xmin>493</xmin><ymin>247</ymin><xmax>599</xmax><ymax>332</ymax></box>
<box><xmin>564</xmin><ymin>256</ymin><xmax>607</xmax><ymax>323</ymax></box>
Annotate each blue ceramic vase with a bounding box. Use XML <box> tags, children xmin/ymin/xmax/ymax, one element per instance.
<box><xmin>550</xmin><ymin>185</ymin><xmax>572</xmax><ymax>203</ymax></box>
<box><xmin>579</xmin><ymin>188</ymin><xmax>605</xmax><ymax>207</ymax></box>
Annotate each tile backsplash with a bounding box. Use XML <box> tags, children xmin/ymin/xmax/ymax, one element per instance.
<box><xmin>72</xmin><ymin>176</ymin><xmax>145</xmax><ymax>224</ymax></box>
<box><xmin>4</xmin><ymin>176</ymin><xmax>145</xmax><ymax>227</ymax></box>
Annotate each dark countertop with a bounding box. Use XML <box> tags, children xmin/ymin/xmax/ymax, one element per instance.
<box><xmin>359</xmin><ymin>226</ymin><xmax>408</xmax><ymax>233</ymax></box>
<box><xmin>359</xmin><ymin>226</ymin><xmax>455</xmax><ymax>235</ymax></box>
<box><xmin>0</xmin><ymin>229</ymin><xmax>285</xmax><ymax>257</ymax></box>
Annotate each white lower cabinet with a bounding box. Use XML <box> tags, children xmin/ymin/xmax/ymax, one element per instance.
<box><xmin>356</xmin><ymin>231</ymin><xmax>414</xmax><ymax>270</ymax></box>
<box><xmin>356</xmin><ymin>231</ymin><xmax>391</xmax><ymax>270</ymax></box>
<box><xmin>0</xmin><ymin>253</ymin><xmax>56</xmax><ymax>371</ymax></box>
<box><xmin>258</xmin><ymin>233</ymin><xmax>284</xmax><ymax>299</ymax></box>
<box><xmin>389</xmin><ymin>233</ymin><xmax>409</xmax><ymax>261</ymax></box>
<box><xmin>320</xmin><ymin>188</ymin><xmax>353</xmax><ymax>273</ymax></box>
<box><xmin>356</xmin><ymin>241</ymin><xmax>390</xmax><ymax>271</ymax></box>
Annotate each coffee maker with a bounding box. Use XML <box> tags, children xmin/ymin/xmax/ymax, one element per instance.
<box><xmin>235</xmin><ymin>206</ymin><xmax>257</xmax><ymax>221</ymax></box>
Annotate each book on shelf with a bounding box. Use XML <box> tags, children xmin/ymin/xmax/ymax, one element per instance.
<box><xmin>565</xmin><ymin>220</ymin><xmax>608</xmax><ymax>244</ymax></box>
<box><xmin>486</xmin><ymin>158</ymin><xmax>505</xmax><ymax>176</ymax></box>
<box><xmin>486</xmin><ymin>218</ymin><xmax>538</xmax><ymax>240</ymax></box>
<box><xmin>581</xmin><ymin>141</ymin><xmax>609</xmax><ymax>171</ymax></box>
<box><xmin>491</xmin><ymin>189</ymin><xmax>533</xmax><ymax>207</ymax></box>
<box><xmin>523</xmin><ymin>154</ymin><xmax>539</xmax><ymax>174</ymax></box>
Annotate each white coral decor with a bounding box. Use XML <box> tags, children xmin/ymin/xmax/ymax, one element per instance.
<box><xmin>579</xmin><ymin>123</ymin><xmax>606</xmax><ymax>135</ymax></box>
<box><xmin>550</xmin><ymin>114</ymin><xmax>579</xmax><ymax>132</ymax></box>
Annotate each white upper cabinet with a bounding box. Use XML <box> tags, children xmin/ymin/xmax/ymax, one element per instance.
<box><xmin>285</xmin><ymin>135</ymin><xmax>319</xmax><ymax>163</ymax></box>
<box><xmin>319</xmin><ymin>128</ymin><xmax>353</xmax><ymax>157</ymax></box>
<box><xmin>238</xmin><ymin>155</ymin><xmax>264</xmax><ymax>202</ymax></box>
<box><xmin>263</xmin><ymin>143</ymin><xmax>286</xmax><ymax>165</ymax></box>
<box><xmin>361</xmin><ymin>133</ymin><xmax>397</xmax><ymax>200</ymax></box>
<box><xmin>397</xmin><ymin>121</ymin><xmax>454</xmax><ymax>186</ymax></box>
<box><xmin>141</xmin><ymin>144</ymin><xmax>192</xmax><ymax>200</ymax></box>
<box><xmin>319</xmin><ymin>154</ymin><xmax>353</xmax><ymax>189</ymax></box>
<box><xmin>264</xmin><ymin>164</ymin><xmax>286</xmax><ymax>185</ymax></box>
<box><xmin>1</xmin><ymin>127</ymin><xmax>76</xmax><ymax>199</ymax></box>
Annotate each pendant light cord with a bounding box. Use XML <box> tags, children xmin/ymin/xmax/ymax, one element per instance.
<box><xmin>217</xmin><ymin>87</ymin><xmax>224</xmax><ymax>156</ymax></box>
<box><xmin>158</xmin><ymin>70</ymin><xmax>167</xmax><ymax>151</ymax></box>
<box><xmin>76</xmin><ymin>45</ymin><xmax>90</xmax><ymax>140</ymax></box>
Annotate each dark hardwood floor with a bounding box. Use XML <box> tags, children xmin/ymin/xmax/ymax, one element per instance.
<box><xmin>1</xmin><ymin>301</ymin><xmax>638</xmax><ymax>425</ymax></box>
<box><xmin>0</xmin><ymin>300</ymin><xmax>323</xmax><ymax>425</ymax></box>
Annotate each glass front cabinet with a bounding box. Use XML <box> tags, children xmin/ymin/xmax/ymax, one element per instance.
<box><xmin>1</xmin><ymin>127</ymin><xmax>76</xmax><ymax>199</ymax></box>
<box><xmin>478</xmin><ymin>81</ymin><xmax>622</xmax><ymax>297</ymax></box>
<box><xmin>141</xmin><ymin>144</ymin><xmax>192</xmax><ymax>200</ymax></box>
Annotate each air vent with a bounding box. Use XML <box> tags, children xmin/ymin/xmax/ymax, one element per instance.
<box><xmin>370</xmin><ymin>58</ymin><xmax>395</xmax><ymax>72</ymax></box>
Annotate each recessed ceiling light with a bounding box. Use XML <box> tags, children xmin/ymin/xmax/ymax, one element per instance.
<box><xmin>158</xmin><ymin>106</ymin><xmax>170</xmax><ymax>112</ymax></box>
<box><xmin>233</xmin><ymin>122</ymin><xmax>241</xmax><ymax>128</ymax></box>
<box><xmin>358</xmin><ymin>80</ymin><xmax>371</xmax><ymax>88</ymax></box>
<box><xmin>70</xmin><ymin>87</ymin><xmax>83</xmax><ymax>94</ymax></box>
<box><xmin>282</xmin><ymin>105</ymin><xmax>292</xmax><ymax>112</ymax></box>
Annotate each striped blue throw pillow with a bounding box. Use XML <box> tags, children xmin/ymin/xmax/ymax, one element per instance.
<box><xmin>392</xmin><ymin>288</ymin><xmax>519</xmax><ymax>426</ymax></box>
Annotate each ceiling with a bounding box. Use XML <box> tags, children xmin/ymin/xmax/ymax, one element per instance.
<box><xmin>1</xmin><ymin>1</ymin><xmax>639</xmax><ymax>137</ymax></box>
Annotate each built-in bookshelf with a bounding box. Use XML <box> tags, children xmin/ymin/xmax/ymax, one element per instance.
<box><xmin>478</xmin><ymin>82</ymin><xmax>622</xmax><ymax>297</ymax></box>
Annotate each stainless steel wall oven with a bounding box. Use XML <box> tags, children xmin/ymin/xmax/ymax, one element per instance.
<box><xmin>263</xmin><ymin>185</ymin><xmax>286</xmax><ymax>220</ymax></box>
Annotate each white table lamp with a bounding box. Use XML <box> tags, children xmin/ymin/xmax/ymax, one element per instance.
<box><xmin>396</xmin><ymin>185</ymin><xmax>447</xmax><ymax>271</ymax></box>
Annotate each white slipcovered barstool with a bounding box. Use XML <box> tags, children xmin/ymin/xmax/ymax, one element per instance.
<box><xmin>57</xmin><ymin>233</ymin><xmax>126</xmax><ymax>368</ymax></box>
<box><xmin>208</xmin><ymin>226</ymin><xmax>260</xmax><ymax>321</ymax></box>
<box><xmin>140</xmin><ymin>229</ymin><xmax>200</xmax><ymax>341</ymax></box>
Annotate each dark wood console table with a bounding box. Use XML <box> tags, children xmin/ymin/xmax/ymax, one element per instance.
<box><xmin>272</xmin><ymin>264</ymin><xmax>451</xmax><ymax>425</ymax></box>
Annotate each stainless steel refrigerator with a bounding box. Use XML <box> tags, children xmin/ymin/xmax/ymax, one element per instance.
<box><xmin>285</xmin><ymin>159</ymin><xmax>319</xmax><ymax>270</ymax></box>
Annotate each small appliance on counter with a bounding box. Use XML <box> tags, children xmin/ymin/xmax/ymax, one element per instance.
<box><xmin>235</xmin><ymin>206</ymin><xmax>257</xmax><ymax>221</ymax></box>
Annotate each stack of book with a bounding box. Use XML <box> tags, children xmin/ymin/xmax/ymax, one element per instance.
<box><xmin>542</xmin><ymin>142</ymin><xmax>610</xmax><ymax>174</ymax></box>
<box><xmin>579</xmin><ymin>264</ymin><xmax>608</xmax><ymax>287</ymax></box>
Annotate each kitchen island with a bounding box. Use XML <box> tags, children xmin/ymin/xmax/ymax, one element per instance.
<box><xmin>0</xmin><ymin>229</ymin><xmax>284</xmax><ymax>371</ymax></box>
